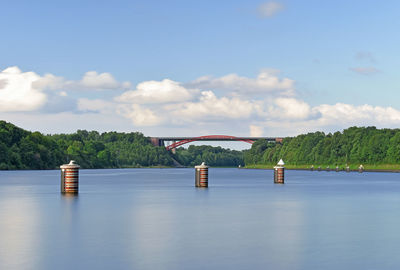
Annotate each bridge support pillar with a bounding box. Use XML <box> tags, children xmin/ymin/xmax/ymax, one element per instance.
<box><xmin>195</xmin><ymin>162</ymin><xmax>209</xmax><ymax>187</ymax></box>
<box><xmin>150</xmin><ymin>137</ymin><xmax>159</xmax><ymax>146</ymax></box>
<box><xmin>150</xmin><ymin>137</ymin><xmax>165</xmax><ymax>147</ymax></box>
<box><xmin>60</xmin><ymin>160</ymin><xmax>80</xmax><ymax>193</ymax></box>
<box><xmin>274</xmin><ymin>159</ymin><xmax>285</xmax><ymax>184</ymax></box>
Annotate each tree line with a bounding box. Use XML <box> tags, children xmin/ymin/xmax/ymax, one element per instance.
<box><xmin>174</xmin><ymin>145</ymin><xmax>244</xmax><ymax>167</ymax></box>
<box><xmin>4</xmin><ymin>121</ymin><xmax>396</xmax><ymax>170</ymax></box>
<box><xmin>244</xmin><ymin>126</ymin><xmax>400</xmax><ymax>166</ymax></box>
<box><xmin>0</xmin><ymin>121</ymin><xmax>173</xmax><ymax>169</ymax></box>
<box><xmin>0</xmin><ymin>120</ymin><xmax>244</xmax><ymax>170</ymax></box>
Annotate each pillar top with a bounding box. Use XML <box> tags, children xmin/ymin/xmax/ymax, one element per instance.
<box><xmin>274</xmin><ymin>159</ymin><xmax>285</xmax><ymax>169</ymax></box>
<box><xmin>60</xmin><ymin>160</ymin><xmax>80</xmax><ymax>169</ymax></box>
<box><xmin>195</xmin><ymin>162</ymin><xmax>209</xmax><ymax>169</ymax></box>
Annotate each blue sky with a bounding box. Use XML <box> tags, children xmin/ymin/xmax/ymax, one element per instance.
<box><xmin>1</xmin><ymin>0</ymin><xmax>400</xmax><ymax>146</ymax></box>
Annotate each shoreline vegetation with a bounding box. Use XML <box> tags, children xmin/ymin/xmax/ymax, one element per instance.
<box><xmin>244</xmin><ymin>164</ymin><xmax>400</xmax><ymax>172</ymax></box>
<box><xmin>0</xmin><ymin>120</ymin><xmax>243</xmax><ymax>170</ymax></box>
<box><xmin>244</xmin><ymin>126</ymin><xmax>400</xmax><ymax>173</ymax></box>
<box><xmin>2</xmin><ymin>120</ymin><xmax>400</xmax><ymax>172</ymax></box>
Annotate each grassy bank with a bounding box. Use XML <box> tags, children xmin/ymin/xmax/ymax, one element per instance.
<box><xmin>245</xmin><ymin>164</ymin><xmax>400</xmax><ymax>171</ymax></box>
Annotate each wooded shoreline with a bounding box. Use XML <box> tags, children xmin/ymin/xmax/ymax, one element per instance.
<box><xmin>2</xmin><ymin>120</ymin><xmax>400</xmax><ymax>171</ymax></box>
<box><xmin>245</xmin><ymin>164</ymin><xmax>400</xmax><ymax>173</ymax></box>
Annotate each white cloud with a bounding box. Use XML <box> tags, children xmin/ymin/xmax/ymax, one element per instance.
<box><xmin>0</xmin><ymin>66</ymin><xmax>47</xmax><ymax>112</ymax></box>
<box><xmin>4</xmin><ymin>66</ymin><xmax>400</xmax><ymax>142</ymax></box>
<box><xmin>77</xmin><ymin>98</ymin><xmax>115</xmax><ymax>114</ymax></box>
<box><xmin>117</xmin><ymin>104</ymin><xmax>162</xmax><ymax>126</ymax></box>
<box><xmin>250</xmin><ymin>125</ymin><xmax>263</xmax><ymax>137</ymax></box>
<box><xmin>314</xmin><ymin>103</ymin><xmax>400</xmax><ymax>125</ymax></box>
<box><xmin>0</xmin><ymin>66</ymin><xmax>132</xmax><ymax>113</ymax></box>
<box><xmin>113</xmin><ymin>71</ymin><xmax>294</xmax><ymax>127</ymax></box>
<box><xmin>32</xmin><ymin>73</ymin><xmax>65</xmax><ymax>90</ymax></box>
<box><xmin>188</xmin><ymin>70</ymin><xmax>294</xmax><ymax>96</ymax></box>
<box><xmin>167</xmin><ymin>91</ymin><xmax>259</xmax><ymax>121</ymax></box>
<box><xmin>350</xmin><ymin>67</ymin><xmax>380</xmax><ymax>75</ymax></box>
<box><xmin>116</xmin><ymin>89</ymin><xmax>260</xmax><ymax>126</ymax></box>
<box><xmin>116</xmin><ymin>79</ymin><xmax>196</xmax><ymax>104</ymax></box>
<box><xmin>0</xmin><ymin>79</ymin><xmax>7</xmax><ymax>89</ymax></box>
<box><xmin>33</xmin><ymin>71</ymin><xmax>130</xmax><ymax>91</ymax></box>
<box><xmin>258</xmin><ymin>102</ymin><xmax>400</xmax><ymax>136</ymax></box>
<box><xmin>113</xmin><ymin>71</ymin><xmax>400</xmax><ymax>133</ymax></box>
<box><xmin>258</xmin><ymin>1</ymin><xmax>285</xmax><ymax>17</ymax></box>
<box><xmin>79</xmin><ymin>71</ymin><xmax>131</xmax><ymax>89</ymax></box>
<box><xmin>268</xmin><ymin>98</ymin><xmax>312</xmax><ymax>120</ymax></box>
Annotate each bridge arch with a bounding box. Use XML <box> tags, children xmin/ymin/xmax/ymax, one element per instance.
<box><xmin>165</xmin><ymin>135</ymin><xmax>255</xmax><ymax>151</ymax></box>
<box><xmin>150</xmin><ymin>135</ymin><xmax>282</xmax><ymax>151</ymax></box>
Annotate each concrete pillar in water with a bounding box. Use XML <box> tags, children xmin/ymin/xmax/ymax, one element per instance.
<box><xmin>274</xmin><ymin>159</ymin><xmax>285</xmax><ymax>184</ymax></box>
<box><xmin>60</xmin><ymin>160</ymin><xmax>80</xmax><ymax>193</ymax></box>
<box><xmin>335</xmin><ymin>165</ymin><xmax>339</xmax><ymax>172</ymax></box>
<box><xmin>359</xmin><ymin>164</ymin><xmax>364</xmax><ymax>173</ymax></box>
<box><xmin>195</xmin><ymin>162</ymin><xmax>209</xmax><ymax>187</ymax></box>
<box><xmin>346</xmin><ymin>165</ymin><xmax>350</xmax><ymax>172</ymax></box>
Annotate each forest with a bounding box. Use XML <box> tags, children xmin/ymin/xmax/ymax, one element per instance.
<box><xmin>0</xmin><ymin>121</ymin><xmax>173</xmax><ymax>169</ymax></box>
<box><xmin>244</xmin><ymin>126</ymin><xmax>400</xmax><ymax>166</ymax></box>
<box><xmin>174</xmin><ymin>145</ymin><xmax>244</xmax><ymax>167</ymax></box>
<box><xmin>0</xmin><ymin>121</ymin><xmax>243</xmax><ymax>170</ymax></box>
<box><xmin>2</xmin><ymin>121</ymin><xmax>399</xmax><ymax>170</ymax></box>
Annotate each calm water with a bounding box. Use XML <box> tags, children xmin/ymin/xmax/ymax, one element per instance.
<box><xmin>1</xmin><ymin>168</ymin><xmax>400</xmax><ymax>270</ymax></box>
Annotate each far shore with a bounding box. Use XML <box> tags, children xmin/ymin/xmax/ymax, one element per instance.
<box><xmin>244</xmin><ymin>164</ymin><xmax>400</xmax><ymax>173</ymax></box>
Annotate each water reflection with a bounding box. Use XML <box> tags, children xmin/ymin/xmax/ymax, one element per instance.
<box><xmin>2</xmin><ymin>168</ymin><xmax>400</xmax><ymax>269</ymax></box>
<box><xmin>264</xmin><ymin>201</ymin><xmax>305</xmax><ymax>269</ymax></box>
<box><xmin>130</xmin><ymin>202</ymin><xmax>178</xmax><ymax>269</ymax></box>
<box><xmin>60</xmin><ymin>193</ymin><xmax>80</xmax><ymax>224</ymax></box>
<box><xmin>124</xmin><ymin>185</ymin><xmax>307</xmax><ymax>269</ymax></box>
<box><xmin>0</xmin><ymin>197</ymin><xmax>41</xmax><ymax>270</ymax></box>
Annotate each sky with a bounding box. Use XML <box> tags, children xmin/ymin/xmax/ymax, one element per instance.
<box><xmin>1</xmin><ymin>0</ymin><xmax>400</xmax><ymax>148</ymax></box>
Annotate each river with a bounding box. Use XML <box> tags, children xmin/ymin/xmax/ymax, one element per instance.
<box><xmin>1</xmin><ymin>168</ymin><xmax>400</xmax><ymax>270</ymax></box>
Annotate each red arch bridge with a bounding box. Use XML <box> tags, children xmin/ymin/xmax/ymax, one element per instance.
<box><xmin>150</xmin><ymin>135</ymin><xmax>283</xmax><ymax>151</ymax></box>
